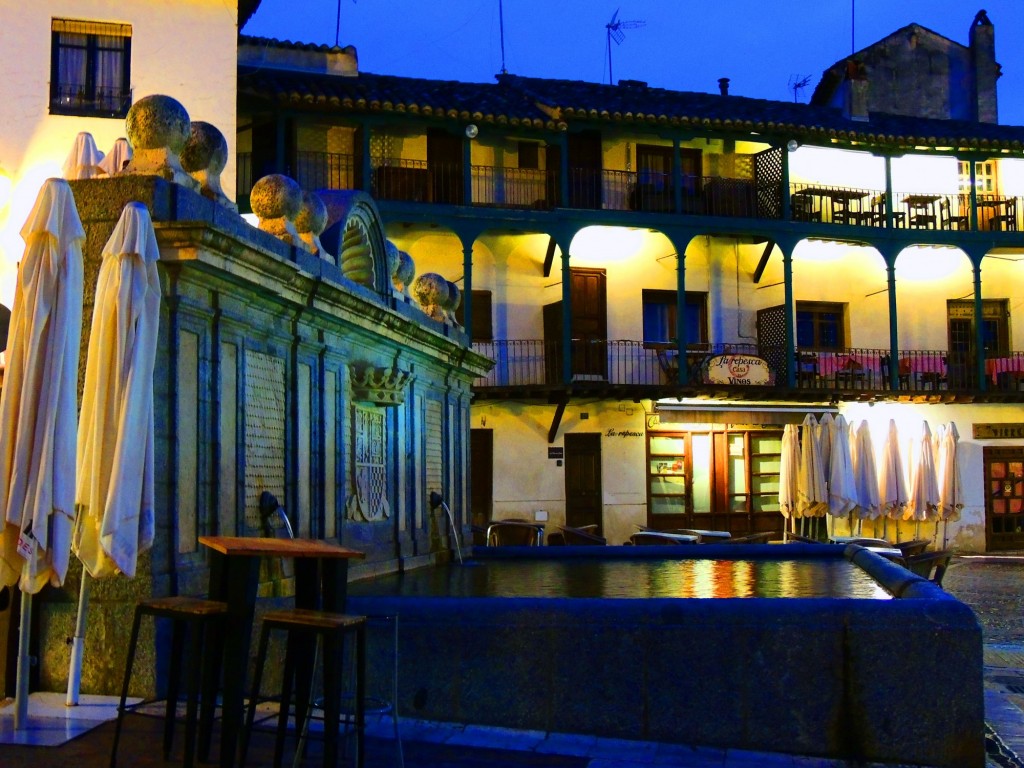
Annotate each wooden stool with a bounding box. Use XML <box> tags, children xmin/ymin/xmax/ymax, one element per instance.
<box><xmin>110</xmin><ymin>596</ymin><xmax>228</xmax><ymax>768</ymax></box>
<box><xmin>241</xmin><ymin>608</ymin><xmax>366</xmax><ymax>768</ymax></box>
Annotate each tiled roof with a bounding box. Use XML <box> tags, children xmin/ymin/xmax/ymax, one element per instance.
<box><xmin>239</xmin><ymin>0</ymin><xmax>262</xmax><ymax>28</ymax></box>
<box><xmin>237</xmin><ymin>36</ymin><xmax>1024</xmax><ymax>153</ymax></box>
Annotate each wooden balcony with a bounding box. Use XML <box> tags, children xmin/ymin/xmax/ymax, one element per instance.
<box><xmin>234</xmin><ymin>152</ymin><xmax>1023</xmax><ymax>234</ymax></box>
<box><xmin>470</xmin><ymin>340</ymin><xmax>1024</xmax><ymax>401</ymax></box>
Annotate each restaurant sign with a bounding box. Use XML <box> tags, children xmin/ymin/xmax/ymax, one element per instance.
<box><xmin>703</xmin><ymin>355</ymin><xmax>774</xmax><ymax>386</ymax></box>
<box><xmin>973</xmin><ymin>423</ymin><xmax>1024</xmax><ymax>440</ymax></box>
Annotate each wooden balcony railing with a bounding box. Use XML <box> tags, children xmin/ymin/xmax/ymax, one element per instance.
<box><xmin>471</xmin><ymin>340</ymin><xmax>1019</xmax><ymax>395</ymax></box>
<box><xmin>235</xmin><ymin>150</ymin><xmax>1023</xmax><ymax>235</ymax></box>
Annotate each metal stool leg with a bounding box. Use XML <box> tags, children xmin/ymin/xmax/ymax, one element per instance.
<box><xmin>110</xmin><ymin>606</ymin><xmax>144</xmax><ymax>768</ymax></box>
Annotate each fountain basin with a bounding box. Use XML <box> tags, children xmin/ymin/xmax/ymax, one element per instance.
<box><xmin>346</xmin><ymin>544</ymin><xmax>983</xmax><ymax>767</ymax></box>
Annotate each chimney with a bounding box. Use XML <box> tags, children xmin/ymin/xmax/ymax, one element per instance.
<box><xmin>969</xmin><ymin>10</ymin><xmax>999</xmax><ymax>123</ymax></box>
<box><xmin>843</xmin><ymin>60</ymin><xmax>869</xmax><ymax>122</ymax></box>
<box><xmin>718</xmin><ymin>77</ymin><xmax>730</xmax><ymax>96</ymax></box>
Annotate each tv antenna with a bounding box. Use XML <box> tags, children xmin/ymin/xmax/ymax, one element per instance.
<box><xmin>788</xmin><ymin>74</ymin><xmax>812</xmax><ymax>103</ymax></box>
<box><xmin>605</xmin><ymin>8</ymin><xmax>645</xmax><ymax>85</ymax></box>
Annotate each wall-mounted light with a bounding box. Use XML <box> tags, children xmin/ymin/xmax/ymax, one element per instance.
<box><xmin>786</xmin><ymin>139</ymin><xmax>800</xmax><ymax>153</ymax></box>
<box><xmin>465</xmin><ymin>124</ymin><xmax>479</xmax><ymax>139</ymax></box>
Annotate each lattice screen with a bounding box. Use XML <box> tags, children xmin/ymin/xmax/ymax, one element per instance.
<box><xmin>347</xmin><ymin>406</ymin><xmax>390</xmax><ymax>521</ymax></box>
<box><xmin>756</xmin><ymin>305</ymin><xmax>787</xmax><ymax>383</ymax></box>
<box><xmin>753</xmin><ymin>146</ymin><xmax>783</xmax><ymax>219</ymax></box>
<box><xmin>244</xmin><ymin>351</ymin><xmax>286</xmax><ymax>529</ymax></box>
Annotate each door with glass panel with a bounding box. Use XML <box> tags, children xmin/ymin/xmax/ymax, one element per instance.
<box><xmin>985</xmin><ymin>447</ymin><xmax>1024</xmax><ymax>551</ymax></box>
<box><xmin>646</xmin><ymin>429</ymin><xmax>782</xmax><ymax>535</ymax></box>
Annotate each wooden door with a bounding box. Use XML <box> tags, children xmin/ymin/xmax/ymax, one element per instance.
<box><xmin>427</xmin><ymin>128</ymin><xmax>463</xmax><ymax>204</ymax></box>
<box><xmin>542</xmin><ymin>268</ymin><xmax>607</xmax><ymax>381</ymax></box>
<box><xmin>985</xmin><ymin>447</ymin><xmax>1024</xmax><ymax>551</ymax></box>
<box><xmin>565</xmin><ymin>433</ymin><xmax>603</xmax><ymax>532</ymax></box>
<box><xmin>470</xmin><ymin>429</ymin><xmax>493</xmax><ymax>544</ymax></box>
<box><xmin>569</xmin><ymin>268</ymin><xmax>607</xmax><ymax>379</ymax></box>
<box><xmin>567</xmin><ymin>130</ymin><xmax>602</xmax><ymax>208</ymax></box>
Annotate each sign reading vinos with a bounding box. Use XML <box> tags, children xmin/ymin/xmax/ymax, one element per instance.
<box><xmin>703</xmin><ymin>354</ymin><xmax>775</xmax><ymax>386</ymax></box>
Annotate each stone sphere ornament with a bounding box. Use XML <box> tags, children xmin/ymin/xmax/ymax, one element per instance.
<box><xmin>393</xmin><ymin>250</ymin><xmax>415</xmax><ymax>295</ymax></box>
<box><xmin>411</xmin><ymin>273</ymin><xmax>449</xmax><ymax>322</ymax></box>
<box><xmin>295</xmin><ymin>191</ymin><xmax>330</xmax><ymax>259</ymax></box>
<box><xmin>445</xmin><ymin>280</ymin><xmax>462</xmax><ymax>324</ymax></box>
<box><xmin>123</xmin><ymin>94</ymin><xmax>198</xmax><ymax>190</ymax></box>
<box><xmin>384</xmin><ymin>240</ymin><xmax>401</xmax><ymax>280</ymax></box>
<box><xmin>250</xmin><ymin>174</ymin><xmax>303</xmax><ymax>245</ymax></box>
<box><xmin>180</xmin><ymin>121</ymin><xmax>235</xmax><ymax>210</ymax></box>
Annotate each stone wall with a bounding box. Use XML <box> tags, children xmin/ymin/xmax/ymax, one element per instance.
<box><xmin>33</xmin><ymin>175</ymin><xmax>488</xmax><ymax>697</ymax></box>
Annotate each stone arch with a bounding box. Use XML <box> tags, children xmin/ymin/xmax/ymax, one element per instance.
<box><xmin>320</xmin><ymin>190</ymin><xmax>392</xmax><ymax>296</ymax></box>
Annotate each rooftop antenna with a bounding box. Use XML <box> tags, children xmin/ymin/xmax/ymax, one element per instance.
<box><xmin>605</xmin><ymin>8</ymin><xmax>645</xmax><ymax>85</ymax></box>
<box><xmin>335</xmin><ymin>0</ymin><xmax>356</xmax><ymax>47</ymax></box>
<box><xmin>788</xmin><ymin>74</ymin><xmax>812</xmax><ymax>103</ymax></box>
<box><xmin>499</xmin><ymin>0</ymin><xmax>507</xmax><ymax>74</ymax></box>
<box><xmin>851</xmin><ymin>0</ymin><xmax>856</xmax><ymax>54</ymax></box>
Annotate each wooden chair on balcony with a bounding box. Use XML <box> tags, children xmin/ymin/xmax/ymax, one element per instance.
<box><xmin>790</xmin><ymin>194</ymin><xmax>821</xmax><ymax>223</ymax></box>
<box><xmin>919</xmin><ymin>356</ymin><xmax>948</xmax><ymax>390</ymax></box>
<box><xmin>833</xmin><ymin>356</ymin><xmax>867</xmax><ymax>389</ymax></box>
<box><xmin>989</xmin><ymin>198</ymin><xmax>1018</xmax><ymax>232</ymax></box>
<box><xmin>880</xmin><ymin>355</ymin><xmax>911</xmax><ymax>390</ymax></box>
<box><xmin>796</xmin><ymin>352</ymin><xmax>819</xmax><ymax>386</ymax></box>
<box><xmin>939</xmin><ymin>199</ymin><xmax>969</xmax><ymax>230</ymax></box>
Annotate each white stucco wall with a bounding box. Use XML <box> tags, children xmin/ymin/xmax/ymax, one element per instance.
<box><xmin>0</xmin><ymin>0</ymin><xmax>241</xmax><ymax>309</ymax></box>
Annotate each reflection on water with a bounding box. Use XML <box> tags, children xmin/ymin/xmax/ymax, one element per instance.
<box><xmin>350</xmin><ymin>559</ymin><xmax>892</xmax><ymax>600</ymax></box>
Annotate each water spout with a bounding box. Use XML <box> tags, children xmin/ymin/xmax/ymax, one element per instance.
<box><xmin>430</xmin><ymin>491</ymin><xmax>463</xmax><ymax>565</ymax></box>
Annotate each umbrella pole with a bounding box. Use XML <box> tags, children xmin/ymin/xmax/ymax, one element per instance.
<box><xmin>15</xmin><ymin>592</ymin><xmax>32</xmax><ymax>729</ymax></box>
<box><xmin>66</xmin><ymin>573</ymin><xmax>91</xmax><ymax>706</ymax></box>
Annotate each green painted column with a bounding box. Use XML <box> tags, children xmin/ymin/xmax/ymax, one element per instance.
<box><xmin>463</xmin><ymin>134</ymin><xmax>474</xmax><ymax>205</ymax></box>
<box><xmin>973</xmin><ymin>259</ymin><xmax>986</xmax><ymax>391</ymax></box>
<box><xmin>361</xmin><ymin>123</ymin><xmax>372</xmax><ymax>193</ymax></box>
<box><xmin>884</xmin><ymin>156</ymin><xmax>895</xmax><ymax>229</ymax></box>
<box><xmin>781</xmin><ymin>243</ymin><xmax>795</xmax><ymax>387</ymax></box>
<box><xmin>560</xmin><ymin>246</ymin><xmax>573</xmax><ymax>385</ymax></box>
<box><xmin>781</xmin><ymin>144</ymin><xmax>791</xmax><ymax>222</ymax></box>
<box><xmin>969</xmin><ymin>160</ymin><xmax>979</xmax><ymax>231</ymax></box>
<box><xmin>672</xmin><ymin>139</ymin><xmax>683</xmax><ymax>215</ymax></box>
<box><xmin>675</xmin><ymin>247</ymin><xmax>687</xmax><ymax>385</ymax></box>
<box><xmin>886</xmin><ymin>259</ymin><xmax>900</xmax><ymax>391</ymax></box>
<box><xmin>461</xmin><ymin>238</ymin><xmax>474</xmax><ymax>342</ymax></box>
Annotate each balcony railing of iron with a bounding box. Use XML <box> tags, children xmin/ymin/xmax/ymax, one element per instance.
<box><xmin>470</xmin><ymin>166</ymin><xmax>555</xmax><ymax>210</ymax></box>
<box><xmin>294</xmin><ymin>151</ymin><xmax>355</xmax><ymax>192</ymax></box>
<box><xmin>370</xmin><ymin>157</ymin><xmax>464</xmax><ymax>204</ymax></box>
<box><xmin>49</xmin><ymin>82</ymin><xmax>132</xmax><ymax>117</ymax></box>
<box><xmin>789</xmin><ymin>183</ymin><xmax>887</xmax><ymax>227</ymax></box>
<box><xmin>237</xmin><ymin>153</ymin><xmax>253</xmax><ymax>196</ymax></box>
<box><xmin>986</xmin><ymin>351</ymin><xmax>1024</xmax><ymax>392</ymax></box>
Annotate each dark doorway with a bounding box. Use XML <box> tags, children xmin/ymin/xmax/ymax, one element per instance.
<box><xmin>566</xmin><ymin>130</ymin><xmax>603</xmax><ymax>209</ymax></box>
<box><xmin>564</xmin><ymin>433</ymin><xmax>603</xmax><ymax>533</ymax></box>
<box><xmin>427</xmin><ymin>129</ymin><xmax>464</xmax><ymax>204</ymax></box>
<box><xmin>470</xmin><ymin>429</ymin><xmax>493</xmax><ymax>541</ymax></box>
<box><xmin>542</xmin><ymin>267</ymin><xmax>607</xmax><ymax>383</ymax></box>
<box><xmin>984</xmin><ymin>447</ymin><xmax>1024</xmax><ymax>551</ymax></box>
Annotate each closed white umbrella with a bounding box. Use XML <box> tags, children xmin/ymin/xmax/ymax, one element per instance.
<box><xmin>906</xmin><ymin>421</ymin><xmax>941</xmax><ymax>539</ymax></box>
<box><xmin>779</xmin><ymin>423</ymin><xmax>800</xmax><ymax>538</ymax></box>
<box><xmin>827</xmin><ymin>414</ymin><xmax>858</xmax><ymax>521</ymax></box>
<box><xmin>99</xmin><ymin>137</ymin><xmax>133</xmax><ymax>176</ymax></box>
<box><xmin>67</xmin><ymin>202</ymin><xmax>161</xmax><ymax>705</ymax></box>
<box><xmin>850</xmin><ymin>420</ymin><xmax>882</xmax><ymax>532</ymax></box>
<box><xmin>797</xmin><ymin>414</ymin><xmax>828</xmax><ymax>536</ymax></box>
<box><xmin>937</xmin><ymin>422</ymin><xmax>964</xmax><ymax>547</ymax></box>
<box><xmin>0</xmin><ymin>178</ymin><xmax>84</xmax><ymax>727</ymax></box>
<box><xmin>62</xmin><ymin>132</ymin><xmax>105</xmax><ymax>180</ymax></box>
<box><xmin>879</xmin><ymin>419</ymin><xmax>908</xmax><ymax>540</ymax></box>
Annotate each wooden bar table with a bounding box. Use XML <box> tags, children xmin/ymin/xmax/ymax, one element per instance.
<box><xmin>196</xmin><ymin>536</ymin><xmax>365</xmax><ymax>768</ymax></box>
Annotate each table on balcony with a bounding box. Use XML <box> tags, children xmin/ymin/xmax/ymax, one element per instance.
<box><xmin>815</xmin><ymin>352</ymin><xmax>881</xmax><ymax>388</ymax></box>
<box><xmin>793</xmin><ymin>187</ymin><xmax>869</xmax><ymax>225</ymax></box>
<box><xmin>903</xmin><ymin>194</ymin><xmax>942</xmax><ymax>229</ymax></box>
<box><xmin>978</xmin><ymin>197</ymin><xmax>1018</xmax><ymax>231</ymax></box>
<box><xmin>986</xmin><ymin>356</ymin><xmax>1024</xmax><ymax>388</ymax></box>
<box><xmin>902</xmin><ymin>355</ymin><xmax>948</xmax><ymax>389</ymax></box>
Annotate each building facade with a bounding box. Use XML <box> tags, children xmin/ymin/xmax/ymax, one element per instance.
<box><xmin>238</xmin><ymin>13</ymin><xmax>1024</xmax><ymax>553</ymax></box>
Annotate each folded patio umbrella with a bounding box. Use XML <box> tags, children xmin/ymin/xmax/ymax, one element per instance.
<box><xmin>937</xmin><ymin>422</ymin><xmax>964</xmax><ymax>547</ymax></box>
<box><xmin>879</xmin><ymin>419</ymin><xmax>908</xmax><ymax>539</ymax></box>
<box><xmin>796</xmin><ymin>414</ymin><xmax>828</xmax><ymax>534</ymax></box>
<box><xmin>778</xmin><ymin>423</ymin><xmax>800</xmax><ymax>537</ymax></box>
<box><xmin>827</xmin><ymin>414</ymin><xmax>857</xmax><ymax>520</ymax></box>
<box><xmin>906</xmin><ymin>421</ymin><xmax>940</xmax><ymax>533</ymax></box>
<box><xmin>0</xmin><ymin>178</ymin><xmax>84</xmax><ymax>727</ymax></box>
<box><xmin>98</xmin><ymin>137</ymin><xmax>133</xmax><ymax>176</ymax></box>
<box><xmin>68</xmin><ymin>202</ymin><xmax>160</xmax><ymax>705</ymax></box>
<box><xmin>850</xmin><ymin>420</ymin><xmax>882</xmax><ymax>530</ymax></box>
<box><xmin>62</xmin><ymin>132</ymin><xmax>105</xmax><ymax>180</ymax></box>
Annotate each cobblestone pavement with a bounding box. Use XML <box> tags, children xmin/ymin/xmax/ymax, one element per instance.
<box><xmin>2</xmin><ymin>554</ymin><xmax>1023</xmax><ymax>767</ymax></box>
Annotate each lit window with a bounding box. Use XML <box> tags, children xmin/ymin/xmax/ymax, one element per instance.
<box><xmin>50</xmin><ymin>19</ymin><xmax>132</xmax><ymax>118</ymax></box>
<box><xmin>642</xmin><ymin>290</ymin><xmax>707</xmax><ymax>346</ymax></box>
<box><xmin>796</xmin><ymin>301</ymin><xmax>844</xmax><ymax>350</ymax></box>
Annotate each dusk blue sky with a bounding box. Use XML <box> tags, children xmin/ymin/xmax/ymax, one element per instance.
<box><xmin>244</xmin><ymin>1</ymin><xmax>1024</xmax><ymax>126</ymax></box>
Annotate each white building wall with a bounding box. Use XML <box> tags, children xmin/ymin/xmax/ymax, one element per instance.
<box><xmin>0</xmin><ymin>0</ymin><xmax>241</xmax><ymax>308</ymax></box>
